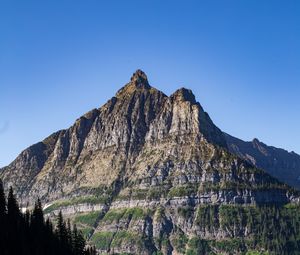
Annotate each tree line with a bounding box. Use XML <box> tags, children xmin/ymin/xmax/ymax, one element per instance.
<box><xmin>0</xmin><ymin>179</ymin><xmax>97</xmax><ymax>255</ymax></box>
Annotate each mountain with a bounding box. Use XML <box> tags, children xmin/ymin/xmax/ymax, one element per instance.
<box><xmin>224</xmin><ymin>133</ymin><xmax>300</xmax><ymax>190</ymax></box>
<box><xmin>1</xmin><ymin>70</ymin><xmax>300</xmax><ymax>254</ymax></box>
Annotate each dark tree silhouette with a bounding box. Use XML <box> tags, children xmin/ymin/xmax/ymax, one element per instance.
<box><xmin>0</xmin><ymin>179</ymin><xmax>7</xmax><ymax>253</ymax></box>
<box><xmin>0</xmin><ymin>179</ymin><xmax>96</xmax><ymax>255</ymax></box>
<box><xmin>0</xmin><ymin>179</ymin><xmax>6</xmax><ymax>217</ymax></box>
<box><xmin>72</xmin><ymin>224</ymin><xmax>86</xmax><ymax>255</ymax></box>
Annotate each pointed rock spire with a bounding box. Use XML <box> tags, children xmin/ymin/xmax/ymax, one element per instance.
<box><xmin>116</xmin><ymin>69</ymin><xmax>151</xmax><ymax>98</ymax></box>
<box><xmin>170</xmin><ymin>87</ymin><xmax>196</xmax><ymax>104</ymax></box>
<box><xmin>130</xmin><ymin>69</ymin><xmax>150</xmax><ymax>87</ymax></box>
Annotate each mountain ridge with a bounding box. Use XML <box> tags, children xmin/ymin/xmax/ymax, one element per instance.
<box><xmin>224</xmin><ymin>132</ymin><xmax>300</xmax><ymax>189</ymax></box>
<box><xmin>1</xmin><ymin>70</ymin><xmax>299</xmax><ymax>203</ymax></box>
<box><xmin>1</xmin><ymin>70</ymin><xmax>300</xmax><ymax>254</ymax></box>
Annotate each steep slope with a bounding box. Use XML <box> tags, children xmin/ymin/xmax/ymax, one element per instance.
<box><xmin>1</xmin><ymin>70</ymin><xmax>299</xmax><ymax>254</ymax></box>
<box><xmin>225</xmin><ymin>133</ymin><xmax>300</xmax><ymax>190</ymax></box>
<box><xmin>0</xmin><ymin>131</ymin><xmax>62</xmax><ymax>197</ymax></box>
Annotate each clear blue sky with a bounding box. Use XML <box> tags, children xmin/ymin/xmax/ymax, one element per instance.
<box><xmin>1</xmin><ymin>0</ymin><xmax>300</xmax><ymax>167</ymax></box>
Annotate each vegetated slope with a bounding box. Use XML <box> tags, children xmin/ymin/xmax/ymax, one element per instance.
<box><xmin>1</xmin><ymin>70</ymin><xmax>300</xmax><ymax>254</ymax></box>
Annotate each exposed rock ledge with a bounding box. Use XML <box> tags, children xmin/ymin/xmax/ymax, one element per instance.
<box><xmin>46</xmin><ymin>203</ymin><xmax>105</xmax><ymax>217</ymax></box>
<box><xmin>45</xmin><ymin>188</ymin><xmax>293</xmax><ymax>217</ymax></box>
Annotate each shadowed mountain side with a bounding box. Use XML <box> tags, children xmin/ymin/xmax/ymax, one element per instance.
<box><xmin>225</xmin><ymin>133</ymin><xmax>300</xmax><ymax>190</ymax></box>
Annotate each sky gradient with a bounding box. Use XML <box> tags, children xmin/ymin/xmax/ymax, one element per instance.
<box><xmin>1</xmin><ymin>0</ymin><xmax>300</xmax><ymax>167</ymax></box>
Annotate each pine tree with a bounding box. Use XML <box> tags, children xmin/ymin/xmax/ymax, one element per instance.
<box><xmin>0</xmin><ymin>181</ymin><xmax>7</xmax><ymax>255</ymax></box>
<box><xmin>72</xmin><ymin>224</ymin><xmax>79</xmax><ymax>254</ymax></box>
<box><xmin>56</xmin><ymin>210</ymin><xmax>72</xmax><ymax>255</ymax></box>
<box><xmin>56</xmin><ymin>211</ymin><xmax>66</xmax><ymax>240</ymax></box>
<box><xmin>7</xmin><ymin>186</ymin><xmax>20</xmax><ymax>220</ymax></box>
<box><xmin>0</xmin><ymin>179</ymin><xmax>6</xmax><ymax>217</ymax></box>
<box><xmin>24</xmin><ymin>209</ymin><xmax>31</xmax><ymax>228</ymax></box>
<box><xmin>7</xmin><ymin>186</ymin><xmax>21</xmax><ymax>255</ymax></box>
<box><xmin>32</xmin><ymin>198</ymin><xmax>44</xmax><ymax>226</ymax></box>
<box><xmin>72</xmin><ymin>224</ymin><xmax>86</xmax><ymax>255</ymax></box>
<box><xmin>30</xmin><ymin>198</ymin><xmax>46</xmax><ymax>255</ymax></box>
<box><xmin>67</xmin><ymin>218</ymin><xmax>73</xmax><ymax>251</ymax></box>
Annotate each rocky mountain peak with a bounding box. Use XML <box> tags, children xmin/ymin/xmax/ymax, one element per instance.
<box><xmin>116</xmin><ymin>69</ymin><xmax>152</xmax><ymax>98</ymax></box>
<box><xmin>252</xmin><ymin>138</ymin><xmax>260</xmax><ymax>144</ymax></box>
<box><xmin>170</xmin><ymin>87</ymin><xmax>196</xmax><ymax>104</ymax></box>
<box><xmin>130</xmin><ymin>69</ymin><xmax>149</xmax><ymax>85</ymax></box>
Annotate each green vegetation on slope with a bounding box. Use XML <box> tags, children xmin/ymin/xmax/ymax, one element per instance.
<box><xmin>74</xmin><ymin>211</ymin><xmax>100</xmax><ymax>227</ymax></box>
<box><xmin>102</xmin><ymin>207</ymin><xmax>152</xmax><ymax>223</ymax></box>
<box><xmin>181</xmin><ymin>204</ymin><xmax>300</xmax><ymax>255</ymax></box>
<box><xmin>91</xmin><ymin>231</ymin><xmax>114</xmax><ymax>250</ymax></box>
<box><xmin>62</xmin><ymin>202</ymin><xmax>300</xmax><ymax>255</ymax></box>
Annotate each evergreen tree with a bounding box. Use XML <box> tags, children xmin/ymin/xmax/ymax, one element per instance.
<box><xmin>56</xmin><ymin>210</ymin><xmax>67</xmax><ymax>241</ymax></box>
<box><xmin>31</xmin><ymin>198</ymin><xmax>46</xmax><ymax>255</ymax></box>
<box><xmin>72</xmin><ymin>224</ymin><xmax>86</xmax><ymax>255</ymax></box>
<box><xmin>76</xmin><ymin>230</ymin><xmax>86</xmax><ymax>255</ymax></box>
<box><xmin>7</xmin><ymin>186</ymin><xmax>20</xmax><ymax>220</ymax></box>
<box><xmin>67</xmin><ymin>218</ymin><xmax>73</xmax><ymax>249</ymax></box>
<box><xmin>6</xmin><ymin>186</ymin><xmax>21</xmax><ymax>255</ymax></box>
<box><xmin>0</xmin><ymin>179</ymin><xmax>6</xmax><ymax>217</ymax></box>
<box><xmin>24</xmin><ymin>209</ymin><xmax>31</xmax><ymax>228</ymax></box>
<box><xmin>31</xmin><ymin>198</ymin><xmax>44</xmax><ymax>226</ymax></box>
<box><xmin>0</xmin><ymin>181</ymin><xmax>7</xmax><ymax>255</ymax></box>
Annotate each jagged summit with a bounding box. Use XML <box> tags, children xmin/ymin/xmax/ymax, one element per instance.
<box><xmin>116</xmin><ymin>70</ymin><xmax>198</xmax><ymax>105</ymax></box>
<box><xmin>115</xmin><ymin>70</ymin><xmax>197</xmax><ymax>103</ymax></box>
<box><xmin>170</xmin><ymin>87</ymin><xmax>196</xmax><ymax>104</ymax></box>
<box><xmin>252</xmin><ymin>138</ymin><xmax>260</xmax><ymax>143</ymax></box>
<box><xmin>116</xmin><ymin>69</ymin><xmax>152</xmax><ymax>98</ymax></box>
<box><xmin>130</xmin><ymin>69</ymin><xmax>149</xmax><ymax>86</ymax></box>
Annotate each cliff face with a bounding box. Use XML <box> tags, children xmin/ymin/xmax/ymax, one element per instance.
<box><xmin>225</xmin><ymin>133</ymin><xmax>300</xmax><ymax>190</ymax></box>
<box><xmin>0</xmin><ymin>130</ymin><xmax>63</xmax><ymax>198</ymax></box>
<box><xmin>1</xmin><ymin>70</ymin><xmax>299</xmax><ymax>254</ymax></box>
